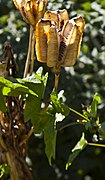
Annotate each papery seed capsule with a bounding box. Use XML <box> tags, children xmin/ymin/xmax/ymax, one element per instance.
<box><xmin>61</xmin><ymin>16</ymin><xmax>85</xmax><ymax>67</ymax></box>
<box><xmin>25</xmin><ymin>1</ymin><xmax>36</xmax><ymax>26</ymax></box>
<box><xmin>13</xmin><ymin>0</ymin><xmax>22</xmax><ymax>9</ymax></box>
<box><xmin>58</xmin><ymin>9</ymin><xmax>69</xmax><ymax>29</ymax></box>
<box><xmin>44</xmin><ymin>11</ymin><xmax>59</xmax><ymax>27</ymax></box>
<box><xmin>44</xmin><ymin>9</ymin><xmax>69</xmax><ymax>29</ymax></box>
<box><xmin>13</xmin><ymin>0</ymin><xmax>48</xmax><ymax>26</ymax></box>
<box><xmin>62</xmin><ymin>25</ymin><xmax>80</xmax><ymax>67</ymax></box>
<box><xmin>35</xmin><ymin>19</ymin><xmax>51</xmax><ymax>63</ymax></box>
<box><xmin>62</xmin><ymin>20</ymin><xmax>75</xmax><ymax>39</ymax></box>
<box><xmin>47</xmin><ymin>26</ymin><xmax>60</xmax><ymax>67</ymax></box>
<box><xmin>73</xmin><ymin>16</ymin><xmax>85</xmax><ymax>56</ymax></box>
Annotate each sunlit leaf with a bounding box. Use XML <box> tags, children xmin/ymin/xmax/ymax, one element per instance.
<box><xmin>90</xmin><ymin>93</ymin><xmax>100</xmax><ymax>118</ymax></box>
<box><xmin>50</xmin><ymin>90</ymin><xmax>70</xmax><ymax>116</ymax></box>
<box><xmin>66</xmin><ymin>133</ymin><xmax>87</xmax><ymax>170</ymax></box>
<box><xmin>24</xmin><ymin>68</ymin><xmax>48</xmax><ymax>124</ymax></box>
<box><xmin>0</xmin><ymin>164</ymin><xmax>10</xmax><ymax>178</ymax></box>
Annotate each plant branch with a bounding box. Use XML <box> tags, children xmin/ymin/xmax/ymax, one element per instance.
<box><xmin>30</xmin><ymin>31</ymin><xmax>35</xmax><ymax>75</ymax></box>
<box><xmin>68</xmin><ymin>107</ymin><xmax>90</xmax><ymax>121</ymax></box>
<box><xmin>24</xmin><ymin>26</ymin><xmax>34</xmax><ymax>78</ymax></box>
<box><xmin>53</xmin><ymin>66</ymin><xmax>61</xmax><ymax>91</ymax></box>
<box><xmin>87</xmin><ymin>142</ymin><xmax>105</xmax><ymax>147</ymax></box>
<box><xmin>57</xmin><ymin>122</ymin><xmax>83</xmax><ymax>131</ymax></box>
<box><xmin>19</xmin><ymin>126</ymin><xmax>34</xmax><ymax>146</ymax></box>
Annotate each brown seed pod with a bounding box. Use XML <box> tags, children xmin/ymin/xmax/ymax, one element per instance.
<box><xmin>47</xmin><ymin>25</ymin><xmax>60</xmax><ymax>67</ymax></box>
<box><xmin>13</xmin><ymin>0</ymin><xmax>48</xmax><ymax>26</ymax></box>
<box><xmin>62</xmin><ymin>16</ymin><xmax>85</xmax><ymax>67</ymax></box>
<box><xmin>44</xmin><ymin>9</ymin><xmax>69</xmax><ymax>29</ymax></box>
<box><xmin>35</xmin><ymin>10</ymin><xmax>85</xmax><ymax>68</ymax></box>
<box><xmin>35</xmin><ymin>19</ymin><xmax>51</xmax><ymax>62</ymax></box>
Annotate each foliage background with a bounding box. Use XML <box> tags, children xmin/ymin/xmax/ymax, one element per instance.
<box><xmin>0</xmin><ymin>0</ymin><xmax>105</xmax><ymax>179</ymax></box>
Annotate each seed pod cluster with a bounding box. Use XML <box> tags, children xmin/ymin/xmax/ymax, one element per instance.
<box><xmin>35</xmin><ymin>10</ymin><xmax>85</xmax><ymax>67</ymax></box>
<box><xmin>13</xmin><ymin>0</ymin><xmax>48</xmax><ymax>26</ymax></box>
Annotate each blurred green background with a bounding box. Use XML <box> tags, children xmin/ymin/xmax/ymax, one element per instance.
<box><xmin>0</xmin><ymin>0</ymin><xmax>105</xmax><ymax>179</ymax></box>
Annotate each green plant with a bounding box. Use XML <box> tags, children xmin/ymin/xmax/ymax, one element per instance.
<box><xmin>0</xmin><ymin>0</ymin><xmax>105</xmax><ymax>179</ymax></box>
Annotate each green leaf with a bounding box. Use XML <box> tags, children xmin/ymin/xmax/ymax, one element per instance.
<box><xmin>24</xmin><ymin>68</ymin><xmax>48</xmax><ymax>125</ymax></box>
<box><xmin>44</xmin><ymin>114</ymin><xmax>57</xmax><ymax>165</ymax></box>
<box><xmin>33</xmin><ymin>112</ymin><xmax>50</xmax><ymax>133</ymax></box>
<box><xmin>2</xmin><ymin>84</ymin><xmax>38</xmax><ymax>97</ymax></box>
<box><xmin>50</xmin><ymin>90</ymin><xmax>70</xmax><ymax>116</ymax></box>
<box><xmin>0</xmin><ymin>88</ymin><xmax>6</xmax><ymax>112</ymax></box>
<box><xmin>24</xmin><ymin>95</ymin><xmax>41</xmax><ymax>123</ymax></box>
<box><xmin>90</xmin><ymin>93</ymin><xmax>100</xmax><ymax>118</ymax></box>
<box><xmin>66</xmin><ymin>133</ymin><xmax>87</xmax><ymax>170</ymax></box>
<box><xmin>17</xmin><ymin>69</ymin><xmax>48</xmax><ymax>98</ymax></box>
<box><xmin>0</xmin><ymin>77</ymin><xmax>14</xmax><ymax>88</ymax></box>
<box><xmin>0</xmin><ymin>77</ymin><xmax>38</xmax><ymax>97</ymax></box>
<box><xmin>0</xmin><ymin>164</ymin><xmax>10</xmax><ymax>178</ymax></box>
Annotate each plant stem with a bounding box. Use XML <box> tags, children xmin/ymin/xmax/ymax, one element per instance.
<box><xmin>30</xmin><ymin>31</ymin><xmax>35</xmax><ymax>76</ymax></box>
<box><xmin>24</xmin><ymin>26</ymin><xmax>34</xmax><ymax>78</ymax></box>
<box><xmin>58</xmin><ymin>122</ymin><xmax>83</xmax><ymax>131</ymax></box>
<box><xmin>54</xmin><ymin>73</ymin><xmax>60</xmax><ymax>91</ymax></box>
<box><xmin>53</xmin><ymin>66</ymin><xmax>61</xmax><ymax>91</ymax></box>
<box><xmin>68</xmin><ymin>107</ymin><xmax>89</xmax><ymax>121</ymax></box>
<box><xmin>87</xmin><ymin>142</ymin><xmax>105</xmax><ymax>147</ymax></box>
<box><xmin>19</xmin><ymin>126</ymin><xmax>34</xmax><ymax>146</ymax></box>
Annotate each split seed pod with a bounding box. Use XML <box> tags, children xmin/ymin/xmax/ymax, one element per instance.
<box><xmin>35</xmin><ymin>10</ymin><xmax>85</xmax><ymax>67</ymax></box>
<box><xmin>13</xmin><ymin>0</ymin><xmax>48</xmax><ymax>26</ymax></box>
<box><xmin>44</xmin><ymin>9</ymin><xmax>69</xmax><ymax>29</ymax></box>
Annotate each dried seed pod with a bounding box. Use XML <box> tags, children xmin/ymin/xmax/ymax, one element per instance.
<box><xmin>25</xmin><ymin>1</ymin><xmax>36</xmax><ymax>26</ymax></box>
<box><xmin>62</xmin><ymin>16</ymin><xmax>85</xmax><ymax>67</ymax></box>
<box><xmin>47</xmin><ymin>26</ymin><xmax>60</xmax><ymax>67</ymax></box>
<box><xmin>35</xmin><ymin>19</ymin><xmax>51</xmax><ymax>62</ymax></box>
<box><xmin>44</xmin><ymin>9</ymin><xmax>69</xmax><ymax>29</ymax></box>
<box><xmin>35</xmin><ymin>10</ymin><xmax>85</xmax><ymax>69</ymax></box>
<box><xmin>58</xmin><ymin>9</ymin><xmax>69</xmax><ymax>29</ymax></box>
<box><xmin>13</xmin><ymin>0</ymin><xmax>48</xmax><ymax>26</ymax></box>
<box><xmin>44</xmin><ymin>10</ymin><xmax>59</xmax><ymax>27</ymax></box>
<box><xmin>57</xmin><ymin>20</ymin><xmax>74</xmax><ymax>65</ymax></box>
<box><xmin>13</xmin><ymin>0</ymin><xmax>22</xmax><ymax>9</ymax></box>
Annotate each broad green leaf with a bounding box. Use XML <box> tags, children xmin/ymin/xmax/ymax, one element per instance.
<box><xmin>90</xmin><ymin>93</ymin><xmax>100</xmax><ymax>118</ymax></box>
<box><xmin>17</xmin><ymin>70</ymin><xmax>48</xmax><ymax>98</ymax></box>
<box><xmin>0</xmin><ymin>164</ymin><xmax>10</xmax><ymax>178</ymax></box>
<box><xmin>44</xmin><ymin>115</ymin><xmax>57</xmax><ymax>165</ymax></box>
<box><xmin>0</xmin><ymin>77</ymin><xmax>38</xmax><ymax>97</ymax></box>
<box><xmin>2</xmin><ymin>83</ymin><xmax>38</xmax><ymax>97</ymax></box>
<box><xmin>24</xmin><ymin>69</ymin><xmax>48</xmax><ymax>125</ymax></box>
<box><xmin>50</xmin><ymin>90</ymin><xmax>70</xmax><ymax>116</ymax></box>
<box><xmin>0</xmin><ymin>88</ymin><xmax>6</xmax><ymax>112</ymax></box>
<box><xmin>66</xmin><ymin>133</ymin><xmax>87</xmax><ymax>170</ymax></box>
<box><xmin>24</xmin><ymin>95</ymin><xmax>41</xmax><ymax>123</ymax></box>
<box><xmin>33</xmin><ymin>112</ymin><xmax>51</xmax><ymax>133</ymax></box>
<box><xmin>0</xmin><ymin>77</ymin><xmax>14</xmax><ymax>88</ymax></box>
